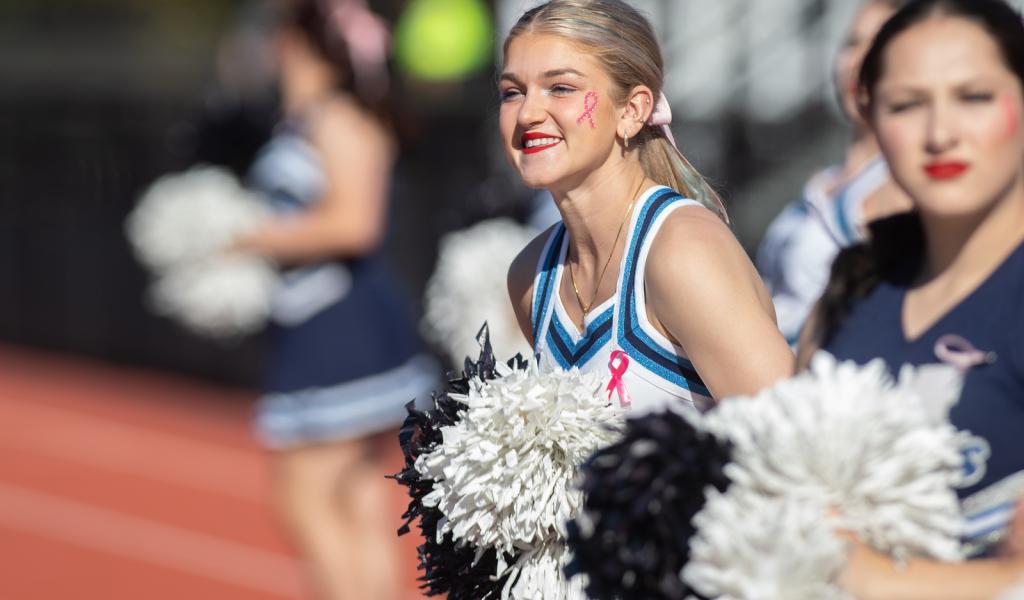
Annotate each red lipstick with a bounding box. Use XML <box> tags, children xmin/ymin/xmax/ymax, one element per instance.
<box><xmin>924</xmin><ymin>161</ymin><xmax>969</xmax><ymax>180</ymax></box>
<box><xmin>521</xmin><ymin>131</ymin><xmax>562</xmax><ymax>155</ymax></box>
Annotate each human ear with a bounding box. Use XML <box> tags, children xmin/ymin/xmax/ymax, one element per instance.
<box><xmin>618</xmin><ymin>85</ymin><xmax>655</xmax><ymax>139</ymax></box>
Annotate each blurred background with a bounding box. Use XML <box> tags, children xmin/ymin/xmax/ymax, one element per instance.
<box><xmin>0</xmin><ymin>0</ymin><xmax>887</xmax><ymax>383</ymax></box>
<box><xmin>0</xmin><ymin>0</ymin><xmax>992</xmax><ymax>597</ymax></box>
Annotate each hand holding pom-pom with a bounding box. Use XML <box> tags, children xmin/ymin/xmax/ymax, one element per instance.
<box><xmin>125</xmin><ymin>166</ymin><xmax>280</xmax><ymax>338</ymax></box>
<box><xmin>126</xmin><ymin>166</ymin><xmax>271</xmax><ymax>270</ymax></box>
<box><xmin>566</xmin><ymin>352</ymin><xmax>974</xmax><ymax>600</ymax></box>
<box><xmin>701</xmin><ymin>353</ymin><xmax>967</xmax><ymax>564</ymax></box>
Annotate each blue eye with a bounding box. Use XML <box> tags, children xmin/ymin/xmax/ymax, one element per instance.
<box><xmin>500</xmin><ymin>88</ymin><xmax>522</xmax><ymax>102</ymax></box>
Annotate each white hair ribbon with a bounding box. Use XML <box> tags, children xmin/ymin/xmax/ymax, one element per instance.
<box><xmin>647</xmin><ymin>91</ymin><xmax>676</xmax><ymax>148</ymax></box>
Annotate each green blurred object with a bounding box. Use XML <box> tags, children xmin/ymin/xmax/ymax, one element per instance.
<box><xmin>394</xmin><ymin>0</ymin><xmax>493</xmax><ymax>82</ymax></box>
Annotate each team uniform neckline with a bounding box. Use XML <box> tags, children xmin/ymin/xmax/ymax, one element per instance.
<box><xmin>552</xmin><ymin>185</ymin><xmax>666</xmax><ymax>339</ymax></box>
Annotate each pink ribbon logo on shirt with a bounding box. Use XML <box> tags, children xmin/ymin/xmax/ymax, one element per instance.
<box><xmin>933</xmin><ymin>334</ymin><xmax>996</xmax><ymax>373</ymax></box>
<box><xmin>607</xmin><ymin>350</ymin><xmax>632</xmax><ymax>407</ymax></box>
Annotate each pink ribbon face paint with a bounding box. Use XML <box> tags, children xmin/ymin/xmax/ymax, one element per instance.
<box><xmin>577</xmin><ymin>91</ymin><xmax>599</xmax><ymax>129</ymax></box>
<box><xmin>1001</xmin><ymin>94</ymin><xmax>1020</xmax><ymax>138</ymax></box>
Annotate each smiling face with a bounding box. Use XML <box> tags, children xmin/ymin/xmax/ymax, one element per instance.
<box><xmin>499</xmin><ymin>33</ymin><xmax>627</xmax><ymax>191</ymax></box>
<box><xmin>871</xmin><ymin>16</ymin><xmax>1024</xmax><ymax>219</ymax></box>
<box><xmin>835</xmin><ymin>1</ymin><xmax>898</xmax><ymax>125</ymax></box>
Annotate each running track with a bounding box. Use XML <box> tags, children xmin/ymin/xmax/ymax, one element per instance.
<box><xmin>0</xmin><ymin>344</ymin><xmax>425</xmax><ymax>600</ymax></box>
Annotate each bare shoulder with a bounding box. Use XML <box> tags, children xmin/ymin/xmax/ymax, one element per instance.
<box><xmin>308</xmin><ymin>97</ymin><xmax>393</xmax><ymax>161</ymax></box>
<box><xmin>646</xmin><ymin>205</ymin><xmax>772</xmax><ymax>316</ymax></box>
<box><xmin>648</xmin><ymin>205</ymin><xmax>754</xmax><ymax>281</ymax></box>
<box><xmin>508</xmin><ymin>223</ymin><xmax>560</xmax><ymax>341</ymax></box>
<box><xmin>862</xmin><ymin>178</ymin><xmax>913</xmax><ymax>224</ymax></box>
<box><xmin>645</xmin><ymin>205</ymin><xmax>791</xmax><ymax>398</ymax></box>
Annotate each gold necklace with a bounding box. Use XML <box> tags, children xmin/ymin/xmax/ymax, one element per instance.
<box><xmin>568</xmin><ymin>179</ymin><xmax>645</xmax><ymax>323</ymax></box>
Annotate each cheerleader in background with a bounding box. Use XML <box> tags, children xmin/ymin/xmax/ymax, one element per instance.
<box><xmin>799</xmin><ymin>0</ymin><xmax>1024</xmax><ymax>596</ymax></box>
<box><xmin>231</xmin><ymin>1</ymin><xmax>437</xmax><ymax>598</ymax></box>
<box><xmin>504</xmin><ymin>0</ymin><xmax>793</xmax><ymax>412</ymax></box>
<box><xmin>757</xmin><ymin>0</ymin><xmax>912</xmax><ymax>346</ymax></box>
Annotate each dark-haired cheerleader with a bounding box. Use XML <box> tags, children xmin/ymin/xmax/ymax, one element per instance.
<box><xmin>801</xmin><ymin>0</ymin><xmax>1024</xmax><ymax>596</ymax></box>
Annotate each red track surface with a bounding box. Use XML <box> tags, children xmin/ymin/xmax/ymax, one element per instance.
<box><xmin>0</xmin><ymin>344</ymin><xmax>425</xmax><ymax>600</ymax></box>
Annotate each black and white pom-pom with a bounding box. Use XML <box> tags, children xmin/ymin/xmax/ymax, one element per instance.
<box><xmin>421</xmin><ymin>218</ymin><xmax>536</xmax><ymax>363</ymax></box>
<box><xmin>701</xmin><ymin>353</ymin><xmax>967</xmax><ymax>561</ymax></box>
<box><xmin>125</xmin><ymin>166</ymin><xmax>278</xmax><ymax>338</ymax></box>
<box><xmin>416</xmin><ymin>358</ymin><xmax>623</xmax><ymax>599</ymax></box>
<box><xmin>565</xmin><ymin>409</ymin><xmax>732</xmax><ymax>600</ymax></box>
<box><xmin>565</xmin><ymin>353</ymin><xmax>973</xmax><ymax>600</ymax></box>
<box><xmin>684</xmin><ymin>352</ymin><xmax>968</xmax><ymax>599</ymax></box>
<box><xmin>392</xmin><ymin>330</ymin><xmax>521</xmax><ymax>598</ymax></box>
<box><xmin>393</xmin><ymin>326</ymin><xmax>623</xmax><ymax>599</ymax></box>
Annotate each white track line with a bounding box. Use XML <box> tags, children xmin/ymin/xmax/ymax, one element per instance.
<box><xmin>0</xmin><ymin>483</ymin><xmax>305</xmax><ymax>598</ymax></box>
<box><xmin>0</xmin><ymin>399</ymin><xmax>267</xmax><ymax>503</ymax></box>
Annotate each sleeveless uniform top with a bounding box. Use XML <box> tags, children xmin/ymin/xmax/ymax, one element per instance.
<box><xmin>249</xmin><ymin>120</ymin><xmax>354</xmax><ymax>325</ymax></box>
<box><xmin>757</xmin><ymin>155</ymin><xmax>889</xmax><ymax>344</ymax></box>
<box><xmin>824</xmin><ymin>240</ymin><xmax>1024</xmax><ymax>557</ymax></box>
<box><xmin>531</xmin><ymin>186</ymin><xmax>713</xmax><ymax>414</ymax></box>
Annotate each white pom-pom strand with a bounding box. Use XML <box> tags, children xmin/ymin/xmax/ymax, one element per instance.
<box><xmin>504</xmin><ymin>541</ymin><xmax>589</xmax><ymax>600</ymax></box>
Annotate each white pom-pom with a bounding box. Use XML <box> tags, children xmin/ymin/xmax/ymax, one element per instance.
<box><xmin>126</xmin><ymin>166</ymin><xmax>280</xmax><ymax>337</ymax></box>
<box><xmin>416</xmin><ymin>362</ymin><xmax>622</xmax><ymax>598</ymax></box>
<box><xmin>127</xmin><ymin>166</ymin><xmax>271</xmax><ymax>270</ymax></box>
<box><xmin>684</xmin><ymin>486</ymin><xmax>852</xmax><ymax>600</ymax></box>
<box><xmin>148</xmin><ymin>256</ymin><xmax>278</xmax><ymax>338</ymax></box>
<box><xmin>422</xmin><ymin>218</ymin><xmax>537</xmax><ymax>363</ymax></box>
<box><xmin>702</xmin><ymin>352</ymin><xmax>966</xmax><ymax>563</ymax></box>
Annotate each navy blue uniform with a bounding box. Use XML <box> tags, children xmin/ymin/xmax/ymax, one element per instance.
<box><xmin>825</xmin><ymin>241</ymin><xmax>1024</xmax><ymax>555</ymax></box>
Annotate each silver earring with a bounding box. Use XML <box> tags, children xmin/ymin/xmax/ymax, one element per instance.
<box><xmin>624</xmin><ymin>133</ymin><xmax>630</xmax><ymax>149</ymax></box>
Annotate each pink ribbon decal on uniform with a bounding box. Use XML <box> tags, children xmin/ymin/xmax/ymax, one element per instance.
<box><xmin>933</xmin><ymin>334</ymin><xmax>996</xmax><ymax>373</ymax></box>
<box><xmin>577</xmin><ymin>91</ymin><xmax>599</xmax><ymax>129</ymax></box>
<box><xmin>607</xmin><ymin>350</ymin><xmax>632</xmax><ymax>407</ymax></box>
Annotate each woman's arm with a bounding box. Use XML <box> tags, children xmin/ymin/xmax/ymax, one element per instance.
<box><xmin>233</xmin><ymin>98</ymin><xmax>394</xmax><ymax>263</ymax></box>
<box><xmin>841</xmin><ymin>537</ymin><xmax>1024</xmax><ymax>600</ymax></box>
<box><xmin>507</xmin><ymin>227</ymin><xmax>556</xmax><ymax>346</ymax></box>
<box><xmin>646</xmin><ymin>206</ymin><xmax>795</xmax><ymax>399</ymax></box>
<box><xmin>1003</xmin><ymin>498</ymin><xmax>1024</xmax><ymax>557</ymax></box>
<box><xmin>796</xmin><ymin>300</ymin><xmax>825</xmax><ymax>370</ymax></box>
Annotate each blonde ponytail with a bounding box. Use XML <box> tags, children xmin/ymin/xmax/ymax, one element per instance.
<box><xmin>637</xmin><ymin>128</ymin><xmax>729</xmax><ymax>223</ymax></box>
